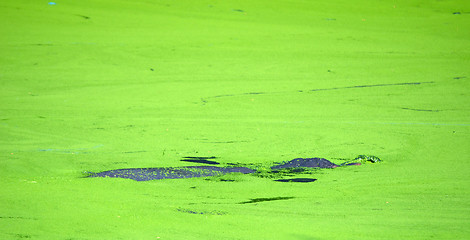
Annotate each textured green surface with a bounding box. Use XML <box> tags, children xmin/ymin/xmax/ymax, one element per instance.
<box><xmin>1</xmin><ymin>0</ymin><xmax>469</xmax><ymax>239</ymax></box>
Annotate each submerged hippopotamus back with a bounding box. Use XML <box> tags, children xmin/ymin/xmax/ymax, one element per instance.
<box><xmin>89</xmin><ymin>166</ymin><xmax>255</xmax><ymax>181</ymax></box>
<box><xmin>271</xmin><ymin>158</ymin><xmax>339</xmax><ymax>169</ymax></box>
<box><xmin>88</xmin><ymin>157</ymin><xmax>364</xmax><ymax>181</ymax></box>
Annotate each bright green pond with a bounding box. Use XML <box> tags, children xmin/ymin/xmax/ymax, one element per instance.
<box><xmin>1</xmin><ymin>0</ymin><xmax>469</xmax><ymax>239</ymax></box>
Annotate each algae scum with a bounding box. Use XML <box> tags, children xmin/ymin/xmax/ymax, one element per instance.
<box><xmin>1</xmin><ymin>0</ymin><xmax>470</xmax><ymax>239</ymax></box>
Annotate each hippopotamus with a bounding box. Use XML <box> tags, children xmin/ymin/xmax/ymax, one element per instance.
<box><xmin>88</xmin><ymin>166</ymin><xmax>256</xmax><ymax>181</ymax></box>
<box><xmin>87</xmin><ymin>157</ymin><xmax>370</xmax><ymax>182</ymax></box>
<box><xmin>271</xmin><ymin>158</ymin><xmax>360</xmax><ymax>169</ymax></box>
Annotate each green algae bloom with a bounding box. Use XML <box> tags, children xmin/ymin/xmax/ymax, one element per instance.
<box><xmin>1</xmin><ymin>0</ymin><xmax>469</xmax><ymax>239</ymax></box>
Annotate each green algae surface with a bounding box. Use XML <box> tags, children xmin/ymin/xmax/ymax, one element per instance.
<box><xmin>1</xmin><ymin>0</ymin><xmax>470</xmax><ymax>239</ymax></box>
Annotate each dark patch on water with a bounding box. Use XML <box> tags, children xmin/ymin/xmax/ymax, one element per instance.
<box><xmin>76</xmin><ymin>14</ymin><xmax>90</xmax><ymax>19</ymax></box>
<box><xmin>219</xmin><ymin>179</ymin><xmax>235</xmax><ymax>182</ymax></box>
<box><xmin>181</xmin><ymin>156</ymin><xmax>220</xmax><ymax>165</ymax></box>
<box><xmin>453</xmin><ymin>76</ymin><xmax>466</xmax><ymax>79</ymax></box>
<box><xmin>274</xmin><ymin>178</ymin><xmax>317</xmax><ymax>183</ymax></box>
<box><xmin>401</xmin><ymin>107</ymin><xmax>439</xmax><ymax>112</ymax></box>
<box><xmin>239</xmin><ymin>196</ymin><xmax>295</xmax><ymax>204</ymax></box>
<box><xmin>233</xmin><ymin>9</ymin><xmax>245</xmax><ymax>12</ymax></box>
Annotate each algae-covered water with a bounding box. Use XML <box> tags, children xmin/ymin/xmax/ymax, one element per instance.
<box><xmin>1</xmin><ymin>0</ymin><xmax>469</xmax><ymax>239</ymax></box>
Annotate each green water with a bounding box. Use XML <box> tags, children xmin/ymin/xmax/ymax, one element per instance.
<box><xmin>1</xmin><ymin>0</ymin><xmax>469</xmax><ymax>239</ymax></box>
